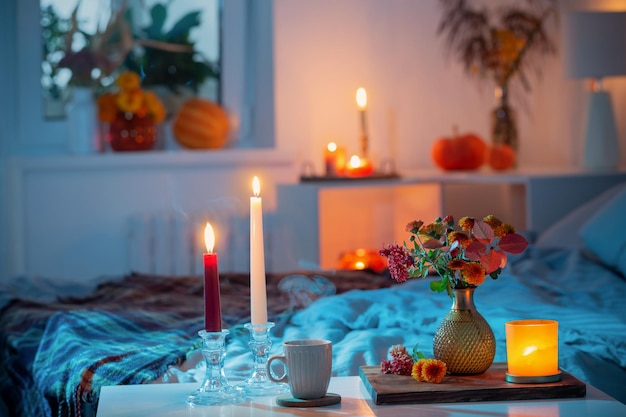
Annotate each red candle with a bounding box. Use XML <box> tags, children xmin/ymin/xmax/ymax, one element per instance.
<box><xmin>203</xmin><ymin>222</ymin><xmax>222</xmax><ymax>332</ymax></box>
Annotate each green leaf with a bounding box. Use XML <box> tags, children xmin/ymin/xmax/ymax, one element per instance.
<box><xmin>430</xmin><ymin>279</ymin><xmax>446</xmax><ymax>293</ymax></box>
<box><xmin>411</xmin><ymin>343</ymin><xmax>426</xmax><ymax>361</ymax></box>
<box><xmin>166</xmin><ymin>11</ymin><xmax>202</xmax><ymax>42</ymax></box>
<box><xmin>146</xmin><ymin>3</ymin><xmax>167</xmax><ymax>39</ymax></box>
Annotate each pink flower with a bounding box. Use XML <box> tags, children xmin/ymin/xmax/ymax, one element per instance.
<box><xmin>379</xmin><ymin>244</ymin><xmax>414</xmax><ymax>283</ymax></box>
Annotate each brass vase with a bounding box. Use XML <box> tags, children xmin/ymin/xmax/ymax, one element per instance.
<box><xmin>433</xmin><ymin>287</ymin><xmax>496</xmax><ymax>375</ymax></box>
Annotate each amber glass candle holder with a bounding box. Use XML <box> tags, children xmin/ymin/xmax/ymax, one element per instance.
<box><xmin>505</xmin><ymin>319</ymin><xmax>561</xmax><ymax>383</ymax></box>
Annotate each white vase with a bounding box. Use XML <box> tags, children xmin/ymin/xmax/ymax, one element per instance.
<box><xmin>65</xmin><ymin>87</ymin><xmax>101</xmax><ymax>154</ymax></box>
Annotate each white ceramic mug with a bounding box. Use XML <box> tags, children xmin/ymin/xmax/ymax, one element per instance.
<box><xmin>266</xmin><ymin>339</ymin><xmax>332</xmax><ymax>399</ymax></box>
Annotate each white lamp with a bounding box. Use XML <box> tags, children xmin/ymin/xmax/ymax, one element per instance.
<box><xmin>563</xmin><ymin>11</ymin><xmax>626</xmax><ymax>171</ymax></box>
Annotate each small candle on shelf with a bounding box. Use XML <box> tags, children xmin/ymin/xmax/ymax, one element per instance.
<box><xmin>356</xmin><ymin>87</ymin><xmax>369</xmax><ymax>157</ymax></box>
<box><xmin>250</xmin><ymin>176</ymin><xmax>268</xmax><ymax>325</ymax></box>
<box><xmin>505</xmin><ymin>319</ymin><xmax>561</xmax><ymax>383</ymax></box>
<box><xmin>203</xmin><ymin>222</ymin><xmax>222</xmax><ymax>332</ymax></box>
<box><xmin>346</xmin><ymin>154</ymin><xmax>374</xmax><ymax>177</ymax></box>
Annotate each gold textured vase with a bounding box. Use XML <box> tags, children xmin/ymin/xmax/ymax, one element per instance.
<box><xmin>433</xmin><ymin>287</ymin><xmax>495</xmax><ymax>375</ymax></box>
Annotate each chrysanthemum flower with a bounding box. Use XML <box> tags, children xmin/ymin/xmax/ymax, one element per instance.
<box><xmin>380</xmin><ymin>359</ymin><xmax>393</xmax><ymax>374</ymax></box>
<box><xmin>494</xmin><ymin>223</ymin><xmax>515</xmax><ymax>238</ymax></box>
<box><xmin>461</xmin><ymin>262</ymin><xmax>485</xmax><ymax>286</ymax></box>
<box><xmin>390</xmin><ymin>344</ymin><xmax>409</xmax><ymax>359</ymax></box>
<box><xmin>482</xmin><ymin>215</ymin><xmax>502</xmax><ymax>230</ymax></box>
<box><xmin>421</xmin><ymin>359</ymin><xmax>447</xmax><ymax>383</ymax></box>
<box><xmin>379</xmin><ymin>244</ymin><xmax>414</xmax><ymax>283</ymax></box>
<box><xmin>411</xmin><ymin>359</ymin><xmax>426</xmax><ymax>381</ymax></box>
<box><xmin>116</xmin><ymin>71</ymin><xmax>141</xmax><ymax>91</ymax></box>
<box><xmin>116</xmin><ymin>90</ymin><xmax>144</xmax><ymax>113</ymax></box>
<box><xmin>448</xmin><ymin>231</ymin><xmax>472</xmax><ymax>248</ymax></box>
<box><xmin>419</xmin><ymin>222</ymin><xmax>446</xmax><ymax>239</ymax></box>
<box><xmin>458</xmin><ymin>216</ymin><xmax>475</xmax><ymax>231</ymax></box>
<box><xmin>447</xmin><ymin>259</ymin><xmax>465</xmax><ymax>271</ymax></box>
<box><xmin>406</xmin><ymin>220</ymin><xmax>424</xmax><ymax>234</ymax></box>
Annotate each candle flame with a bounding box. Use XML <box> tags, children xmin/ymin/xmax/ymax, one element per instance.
<box><xmin>356</xmin><ymin>87</ymin><xmax>367</xmax><ymax>109</ymax></box>
<box><xmin>327</xmin><ymin>142</ymin><xmax>337</xmax><ymax>152</ymax></box>
<box><xmin>252</xmin><ymin>176</ymin><xmax>261</xmax><ymax>197</ymax></box>
<box><xmin>349</xmin><ymin>155</ymin><xmax>361</xmax><ymax>168</ymax></box>
<box><xmin>204</xmin><ymin>222</ymin><xmax>215</xmax><ymax>253</ymax></box>
<box><xmin>522</xmin><ymin>346</ymin><xmax>538</xmax><ymax>357</ymax></box>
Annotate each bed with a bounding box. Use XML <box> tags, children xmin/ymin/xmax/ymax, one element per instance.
<box><xmin>1</xmin><ymin>182</ymin><xmax>626</xmax><ymax>417</ymax></box>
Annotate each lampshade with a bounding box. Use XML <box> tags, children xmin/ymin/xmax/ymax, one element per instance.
<box><xmin>563</xmin><ymin>11</ymin><xmax>626</xmax><ymax>79</ymax></box>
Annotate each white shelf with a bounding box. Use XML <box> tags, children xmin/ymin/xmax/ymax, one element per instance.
<box><xmin>9</xmin><ymin>149</ymin><xmax>296</xmax><ymax>172</ymax></box>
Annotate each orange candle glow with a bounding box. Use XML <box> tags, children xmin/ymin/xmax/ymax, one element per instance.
<box><xmin>346</xmin><ymin>154</ymin><xmax>374</xmax><ymax>177</ymax></box>
<box><xmin>324</xmin><ymin>142</ymin><xmax>346</xmax><ymax>176</ymax></box>
<box><xmin>505</xmin><ymin>320</ymin><xmax>560</xmax><ymax>383</ymax></box>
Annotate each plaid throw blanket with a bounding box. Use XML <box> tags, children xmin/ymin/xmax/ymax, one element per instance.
<box><xmin>0</xmin><ymin>270</ymin><xmax>392</xmax><ymax>417</ymax></box>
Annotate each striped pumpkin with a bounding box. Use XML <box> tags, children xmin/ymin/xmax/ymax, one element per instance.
<box><xmin>172</xmin><ymin>98</ymin><xmax>230</xmax><ymax>149</ymax></box>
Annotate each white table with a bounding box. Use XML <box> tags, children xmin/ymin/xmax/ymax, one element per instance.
<box><xmin>96</xmin><ymin>376</ymin><xmax>626</xmax><ymax>417</ymax></box>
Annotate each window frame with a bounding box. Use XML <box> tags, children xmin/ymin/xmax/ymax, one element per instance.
<box><xmin>12</xmin><ymin>0</ymin><xmax>274</xmax><ymax>155</ymax></box>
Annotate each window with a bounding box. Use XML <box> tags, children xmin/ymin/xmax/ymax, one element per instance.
<box><xmin>12</xmin><ymin>0</ymin><xmax>274</xmax><ymax>154</ymax></box>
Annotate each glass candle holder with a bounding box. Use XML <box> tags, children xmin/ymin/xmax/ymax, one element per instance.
<box><xmin>242</xmin><ymin>322</ymin><xmax>289</xmax><ymax>396</ymax></box>
<box><xmin>505</xmin><ymin>319</ymin><xmax>561</xmax><ymax>383</ymax></box>
<box><xmin>187</xmin><ymin>329</ymin><xmax>246</xmax><ymax>406</ymax></box>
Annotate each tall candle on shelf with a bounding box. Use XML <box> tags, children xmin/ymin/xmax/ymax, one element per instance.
<box><xmin>250</xmin><ymin>176</ymin><xmax>268</xmax><ymax>325</ymax></box>
<box><xmin>203</xmin><ymin>222</ymin><xmax>222</xmax><ymax>332</ymax></box>
<box><xmin>356</xmin><ymin>87</ymin><xmax>369</xmax><ymax>157</ymax></box>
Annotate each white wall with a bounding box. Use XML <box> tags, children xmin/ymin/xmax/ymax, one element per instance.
<box><xmin>3</xmin><ymin>0</ymin><xmax>626</xmax><ymax>282</ymax></box>
<box><xmin>273</xmin><ymin>0</ymin><xmax>626</xmax><ymax>173</ymax></box>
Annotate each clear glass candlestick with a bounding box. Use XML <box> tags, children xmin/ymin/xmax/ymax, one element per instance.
<box><xmin>187</xmin><ymin>329</ymin><xmax>246</xmax><ymax>406</ymax></box>
<box><xmin>242</xmin><ymin>322</ymin><xmax>289</xmax><ymax>396</ymax></box>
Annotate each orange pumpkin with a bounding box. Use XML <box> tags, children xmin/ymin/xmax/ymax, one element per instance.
<box><xmin>172</xmin><ymin>98</ymin><xmax>230</xmax><ymax>149</ymax></box>
<box><xmin>487</xmin><ymin>144</ymin><xmax>516</xmax><ymax>170</ymax></box>
<box><xmin>431</xmin><ymin>128</ymin><xmax>487</xmax><ymax>170</ymax></box>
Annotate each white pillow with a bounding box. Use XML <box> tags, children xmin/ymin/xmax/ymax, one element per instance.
<box><xmin>535</xmin><ymin>182</ymin><xmax>626</xmax><ymax>250</ymax></box>
<box><xmin>578</xmin><ymin>186</ymin><xmax>626</xmax><ymax>277</ymax></box>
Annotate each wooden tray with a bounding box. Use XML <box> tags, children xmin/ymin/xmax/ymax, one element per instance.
<box><xmin>359</xmin><ymin>363</ymin><xmax>586</xmax><ymax>405</ymax></box>
<box><xmin>300</xmin><ymin>173</ymin><xmax>400</xmax><ymax>182</ymax></box>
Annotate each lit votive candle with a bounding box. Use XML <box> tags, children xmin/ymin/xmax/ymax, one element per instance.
<box><xmin>505</xmin><ymin>319</ymin><xmax>561</xmax><ymax>383</ymax></box>
<box><xmin>346</xmin><ymin>155</ymin><xmax>374</xmax><ymax>177</ymax></box>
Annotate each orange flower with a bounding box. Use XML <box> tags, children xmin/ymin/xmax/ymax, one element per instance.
<box><xmin>447</xmin><ymin>259</ymin><xmax>465</xmax><ymax>271</ymax></box>
<box><xmin>144</xmin><ymin>91</ymin><xmax>166</xmax><ymax>123</ymax></box>
<box><xmin>411</xmin><ymin>359</ymin><xmax>426</xmax><ymax>381</ymax></box>
<box><xmin>461</xmin><ymin>262</ymin><xmax>486</xmax><ymax>286</ymax></box>
<box><xmin>482</xmin><ymin>215</ymin><xmax>502</xmax><ymax>230</ymax></box>
<box><xmin>421</xmin><ymin>359</ymin><xmax>447</xmax><ymax>383</ymax></box>
<box><xmin>116</xmin><ymin>71</ymin><xmax>141</xmax><ymax>92</ymax></box>
<box><xmin>96</xmin><ymin>93</ymin><xmax>117</xmax><ymax>123</ymax></box>
<box><xmin>494</xmin><ymin>223</ymin><xmax>515</xmax><ymax>238</ymax></box>
<box><xmin>458</xmin><ymin>216</ymin><xmax>475</xmax><ymax>232</ymax></box>
<box><xmin>419</xmin><ymin>222</ymin><xmax>446</xmax><ymax>239</ymax></box>
<box><xmin>412</xmin><ymin>358</ymin><xmax>447</xmax><ymax>383</ymax></box>
<box><xmin>448</xmin><ymin>231</ymin><xmax>472</xmax><ymax>248</ymax></box>
<box><xmin>116</xmin><ymin>90</ymin><xmax>144</xmax><ymax>113</ymax></box>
